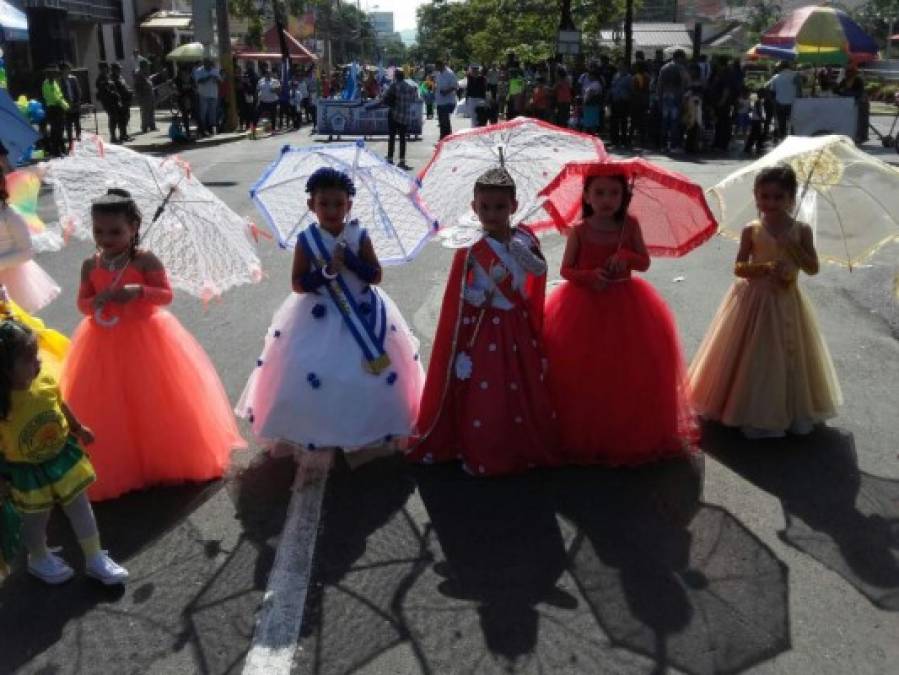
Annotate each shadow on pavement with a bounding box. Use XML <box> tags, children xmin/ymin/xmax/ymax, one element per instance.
<box><xmin>0</xmin><ymin>452</ymin><xmax>300</xmax><ymax>675</ymax></box>
<box><xmin>297</xmin><ymin>454</ymin><xmax>420</xmax><ymax>673</ymax></box>
<box><xmin>416</xmin><ymin>464</ymin><xmax>574</xmax><ymax>662</ymax></box>
<box><xmin>556</xmin><ymin>458</ymin><xmax>789</xmax><ymax>675</ymax></box>
<box><xmin>703</xmin><ymin>422</ymin><xmax>899</xmax><ymax>611</ymax></box>
<box><xmin>0</xmin><ymin>479</ymin><xmax>224</xmax><ymax>674</ymax></box>
<box><xmin>297</xmin><ymin>452</ymin><xmax>792</xmax><ymax>675</ymax></box>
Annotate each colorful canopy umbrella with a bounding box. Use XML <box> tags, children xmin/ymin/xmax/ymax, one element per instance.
<box><xmin>44</xmin><ymin>134</ymin><xmax>263</xmax><ymax>301</ymax></box>
<box><xmin>251</xmin><ymin>141</ymin><xmax>437</xmax><ymax>265</ymax></box>
<box><xmin>538</xmin><ymin>158</ymin><xmax>718</xmax><ymax>257</ymax></box>
<box><xmin>418</xmin><ymin>117</ymin><xmax>607</xmax><ymax>233</ymax></box>
<box><xmin>747</xmin><ymin>43</ymin><xmax>851</xmax><ymax>65</ymax></box>
<box><xmin>757</xmin><ymin>5</ymin><xmax>879</xmax><ymax>64</ymax></box>
<box><xmin>709</xmin><ymin>135</ymin><xmax>899</xmax><ymax>269</ymax></box>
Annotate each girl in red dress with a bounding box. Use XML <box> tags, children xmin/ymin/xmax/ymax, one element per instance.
<box><xmin>543</xmin><ymin>173</ymin><xmax>698</xmax><ymax>466</ymax></box>
<box><xmin>408</xmin><ymin>168</ymin><xmax>559</xmax><ymax>475</ymax></box>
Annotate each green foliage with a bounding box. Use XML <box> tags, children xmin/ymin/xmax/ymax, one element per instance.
<box><xmin>851</xmin><ymin>0</ymin><xmax>899</xmax><ymax>44</ymax></box>
<box><xmin>415</xmin><ymin>0</ymin><xmax>630</xmax><ymax>66</ymax></box>
<box><xmin>744</xmin><ymin>1</ymin><xmax>783</xmax><ymax>45</ymax></box>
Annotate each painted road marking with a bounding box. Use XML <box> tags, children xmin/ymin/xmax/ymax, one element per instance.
<box><xmin>243</xmin><ymin>467</ymin><xmax>326</xmax><ymax>674</ymax></box>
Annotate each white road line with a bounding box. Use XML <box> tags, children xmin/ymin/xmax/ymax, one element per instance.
<box><xmin>243</xmin><ymin>467</ymin><xmax>326</xmax><ymax>674</ymax></box>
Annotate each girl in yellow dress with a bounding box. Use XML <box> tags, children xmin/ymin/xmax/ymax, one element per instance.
<box><xmin>0</xmin><ymin>319</ymin><xmax>127</xmax><ymax>584</ymax></box>
<box><xmin>688</xmin><ymin>165</ymin><xmax>842</xmax><ymax>439</ymax></box>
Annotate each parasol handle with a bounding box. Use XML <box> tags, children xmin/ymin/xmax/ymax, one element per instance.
<box><xmin>94</xmin><ymin>306</ymin><xmax>120</xmax><ymax>327</ymax></box>
<box><xmin>152</xmin><ymin>185</ymin><xmax>178</xmax><ymax>224</ymax></box>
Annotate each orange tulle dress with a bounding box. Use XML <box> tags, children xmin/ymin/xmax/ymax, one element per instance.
<box><xmin>61</xmin><ymin>258</ymin><xmax>245</xmax><ymax>501</ymax></box>
<box><xmin>543</xmin><ymin>221</ymin><xmax>698</xmax><ymax>466</ymax></box>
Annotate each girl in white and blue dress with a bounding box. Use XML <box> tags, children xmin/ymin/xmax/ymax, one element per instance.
<box><xmin>237</xmin><ymin>168</ymin><xmax>424</xmax><ymax>481</ymax></box>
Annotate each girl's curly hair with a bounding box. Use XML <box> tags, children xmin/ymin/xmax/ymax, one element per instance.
<box><xmin>0</xmin><ymin>319</ymin><xmax>35</xmax><ymax>420</ymax></box>
<box><xmin>305</xmin><ymin>167</ymin><xmax>356</xmax><ymax>197</ymax></box>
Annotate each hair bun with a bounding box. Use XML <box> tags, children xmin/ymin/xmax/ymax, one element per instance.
<box><xmin>91</xmin><ymin>188</ymin><xmax>136</xmax><ymax>207</ymax></box>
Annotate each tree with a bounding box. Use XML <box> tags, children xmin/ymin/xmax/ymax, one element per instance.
<box><xmin>414</xmin><ymin>0</ymin><xmax>631</xmax><ymax>67</ymax></box>
<box><xmin>852</xmin><ymin>0</ymin><xmax>899</xmax><ymax>44</ymax></box>
<box><xmin>744</xmin><ymin>1</ymin><xmax>783</xmax><ymax>45</ymax></box>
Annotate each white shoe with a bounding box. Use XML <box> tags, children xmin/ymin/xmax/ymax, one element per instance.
<box><xmin>28</xmin><ymin>551</ymin><xmax>75</xmax><ymax>585</ymax></box>
<box><xmin>86</xmin><ymin>551</ymin><xmax>129</xmax><ymax>585</ymax></box>
<box><xmin>741</xmin><ymin>426</ymin><xmax>786</xmax><ymax>440</ymax></box>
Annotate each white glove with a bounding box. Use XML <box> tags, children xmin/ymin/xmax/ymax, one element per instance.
<box><xmin>510</xmin><ymin>235</ymin><xmax>547</xmax><ymax>276</ymax></box>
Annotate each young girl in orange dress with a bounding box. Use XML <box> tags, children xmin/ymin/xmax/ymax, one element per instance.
<box><xmin>542</xmin><ymin>172</ymin><xmax>698</xmax><ymax>465</ymax></box>
<box><xmin>407</xmin><ymin>167</ymin><xmax>559</xmax><ymax>475</ymax></box>
<box><xmin>688</xmin><ymin>166</ymin><xmax>842</xmax><ymax>439</ymax></box>
<box><xmin>60</xmin><ymin>189</ymin><xmax>245</xmax><ymax>501</ymax></box>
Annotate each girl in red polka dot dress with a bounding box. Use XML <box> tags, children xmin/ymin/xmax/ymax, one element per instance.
<box><xmin>408</xmin><ymin>168</ymin><xmax>559</xmax><ymax>475</ymax></box>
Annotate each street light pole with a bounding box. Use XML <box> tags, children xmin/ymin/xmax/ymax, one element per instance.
<box><xmin>216</xmin><ymin>0</ymin><xmax>238</xmax><ymax>131</ymax></box>
<box><xmin>560</xmin><ymin>0</ymin><xmax>574</xmax><ymax>30</ymax></box>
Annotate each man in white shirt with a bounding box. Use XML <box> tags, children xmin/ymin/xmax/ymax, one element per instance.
<box><xmin>193</xmin><ymin>58</ymin><xmax>222</xmax><ymax>137</ymax></box>
<box><xmin>254</xmin><ymin>64</ymin><xmax>281</xmax><ymax>137</ymax></box>
<box><xmin>766</xmin><ymin>61</ymin><xmax>801</xmax><ymax>139</ymax></box>
<box><xmin>434</xmin><ymin>59</ymin><xmax>458</xmax><ymax>139</ymax></box>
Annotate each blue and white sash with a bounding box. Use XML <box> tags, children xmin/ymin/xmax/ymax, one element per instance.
<box><xmin>300</xmin><ymin>225</ymin><xmax>391</xmax><ymax>374</ymax></box>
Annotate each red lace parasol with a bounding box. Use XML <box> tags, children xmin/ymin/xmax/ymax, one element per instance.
<box><xmin>539</xmin><ymin>158</ymin><xmax>719</xmax><ymax>257</ymax></box>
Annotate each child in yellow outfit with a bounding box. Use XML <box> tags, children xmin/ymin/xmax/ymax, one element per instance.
<box><xmin>0</xmin><ymin>318</ymin><xmax>127</xmax><ymax>584</ymax></box>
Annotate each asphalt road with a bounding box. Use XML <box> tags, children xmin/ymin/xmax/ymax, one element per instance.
<box><xmin>0</xmin><ymin>115</ymin><xmax>897</xmax><ymax>675</ymax></box>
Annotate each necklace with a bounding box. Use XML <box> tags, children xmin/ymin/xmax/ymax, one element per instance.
<box><xmin>99</xmin><ymin>250</ymin><xmax>130</xmax><ymax>271</ymax></box>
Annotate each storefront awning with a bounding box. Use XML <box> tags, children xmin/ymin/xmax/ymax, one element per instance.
<box><xmin>140</xmin><ymin>11</ymin><xmax>192</xmax><ymax>32</ymax></box>
<box><xmin>0</xmin><ymin>0</ymin><xmax>28</xmax><ymax>42</ymax></box>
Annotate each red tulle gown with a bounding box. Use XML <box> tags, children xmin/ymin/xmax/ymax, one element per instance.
<box><xmin>408</xmin><ymin>227</ymin><xmax>559</xmax><ymax>476</ymax></box>
<box><xmin>543</xmin><ymin>221</ymin><xmax>698</xmax><ymax>465</ymax></box>
<box><xmin>61</xmin><ymin>259</ymin><xmax>245</xmax><ymax>501</ymax></box>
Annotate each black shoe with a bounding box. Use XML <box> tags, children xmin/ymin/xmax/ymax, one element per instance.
<box><xmin>386</xmin><ymin>157</ymin><xmax>394</xmax><ymax>165</ymax></box>
<box><xmin>397</xmin><ymin>161</ymin><xmax>411</xmax><ymax>170</ymax></box>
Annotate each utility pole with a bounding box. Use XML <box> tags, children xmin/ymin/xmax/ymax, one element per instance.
<box><xmin>273</xmin><ymin>0</ymin><xmax>291</xmax><ymax>66</ymax></box>
<box><xmin>624</xmin><ymin>0</ymin><xmax>634</xmax><ymax>66</ymax></box>
<box><xmin>337</xmin><ymin>0</ymin><xmax>347</xmax><ymax>65</ymax></box>
<box><xmin>216</xmin><ymin>0</ymin><xmax>238</xmax><ymax>131</ymax></box>
<box><xmin>560</xmin><ymin>0</ymin><xmax>574</xmax><ymax>30</ymax></box>
<box><xmin>322</xmin><ymin>0</ymin><xmax>333</xmax><ymax>76</ymax></box>
<box><xmin>556</xmin><ymin>0</ymin><xmax>580</xmax><ymax>76</ymax></box>
<box><xmin>889</xmin><ymin>17</ymin><xmax>895</xmax><ymax>60</ymax></box>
